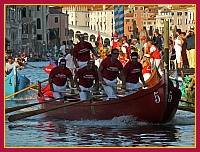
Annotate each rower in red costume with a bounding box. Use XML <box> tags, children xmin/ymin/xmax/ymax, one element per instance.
<box><xmin>73</xmin><ymin>34</ymin><xmax>98</xmax><ymax>70</ymax></box>
<box><xmin>124</xmin><ymin>52</ymin><xmax>147</xmax><ymax>94</ymax></box>
<box><xmin>98</xmin><ymin>48</ymin><xmax>125</xmax><ymax>100</ymax></box>
<box><xmin>74</xmin><ymin>59</ymin><xmax>99</xmax><ymax>101</ymax></box>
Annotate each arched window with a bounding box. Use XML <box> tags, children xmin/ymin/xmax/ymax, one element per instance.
<box><xmin>37</xmin><ymin>18</ymin><xmax>41</xmax><ymax>29</ymax></box>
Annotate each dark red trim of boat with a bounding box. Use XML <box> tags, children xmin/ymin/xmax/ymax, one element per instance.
<box><xmin>38</xmin><ymin>69</ymin><xmax>181</xmax><ymax>123</ymax></box>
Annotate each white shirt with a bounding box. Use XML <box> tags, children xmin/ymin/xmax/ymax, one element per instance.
<box><xmin>121</xmin><ymin>42</ymin><xmax>129</xmax><ymax>54</ymax></box>
<box><xmin>60</xmin><ymin>45</ymin><xmax>66</xmax><ymax>54</ymax></box>
<box><xmin>65</xmin><ymin>54</ymin><xmax>74</xmax><ymax>69</ymax></box>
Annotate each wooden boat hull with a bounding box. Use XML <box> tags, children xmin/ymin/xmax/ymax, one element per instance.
<box><xmin>39</xmin><ymin>76</ymin><xmax>181</xmax><ymax>123</ymax></box>
<box><xmin>5</xmin><ymin>68</ymin><xmax>30</xmax><ymax>98</ymax></box>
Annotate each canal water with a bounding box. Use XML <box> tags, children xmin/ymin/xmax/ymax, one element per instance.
<box><xmin>5</xmin><ymin>62</ymin><xmax>195</xmax><ymax>147</ymax></box>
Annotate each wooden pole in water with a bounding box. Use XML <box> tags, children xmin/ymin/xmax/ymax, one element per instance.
<box><xmin>163</xmin><ymin>20</ymin><xmax>169</xmax><ymax>116</ymax></box>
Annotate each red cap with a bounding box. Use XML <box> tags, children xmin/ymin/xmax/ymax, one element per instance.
<box><xmin>122</xmin><ymin>36</ymin><xmax>127</xmax><ymax>41</ymax></box>
<box><xmin>140</xmin><ymin>36</ymin><xmax>146</xmax><ymax>40</ymax></box>
<box><xmin>113</xmin><ymin>32</ymin><xmax>118</xmax><ymax>37</ymax></box>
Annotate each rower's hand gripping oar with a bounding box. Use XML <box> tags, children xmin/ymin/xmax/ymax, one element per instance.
<box><xmin>8</xmin><ymin>100</ymin><xmax>87</xmax><ymax>122</ymax></box>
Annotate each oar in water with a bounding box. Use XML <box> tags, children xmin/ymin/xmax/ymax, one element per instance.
<box><xmin>8</xmin><ymin>100</ymin><xmax>88</xmax><ymax>122</ymax></box>
<box><xmin>5</xmin><ymin>78</ymin><xmax>48</xmax><ymax>99</ymax></box>
<box><xmin>5</xmin><ymin>97</ymin><xmax>62</xmax><ymax>113</ymax></box>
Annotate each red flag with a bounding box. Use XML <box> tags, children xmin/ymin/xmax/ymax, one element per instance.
<box><xmin>43</xmin><ymin>64</ymin><xmax>53</xmax><ymax>74</ymax></box>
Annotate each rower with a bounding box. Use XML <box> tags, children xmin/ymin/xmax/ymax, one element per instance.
<box><xmin>98</xmin><ymin>48</ymin><xmax>125</xmax><ymax>100</ymax></box>
<box><xmin>124</xmin><ymin>52</ymin><xmax>147</xmax><ymax>94</ymax></box>
<box><xmin>49</xmin><ymin>58</ymin><xmax>74</xmax><ymax>101</ymax></box>
<box><xmin>73</xmin><ymin>34</ymin><xmax>98</xmax><ymax>70</ymax></box>
<box><xmin>74</xmin><ymin>59</ymin><xmax>99</xmax><ymax>101</ymax></box>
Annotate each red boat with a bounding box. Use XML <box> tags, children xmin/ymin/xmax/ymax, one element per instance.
<box><xmin>37</xmin><ymin>67</ymin><xmax>181</xmax><ymax>123</ymax></box>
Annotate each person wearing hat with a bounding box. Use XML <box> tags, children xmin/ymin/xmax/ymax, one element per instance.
<box><xmin>124</xmin><ymin>52</ymin><xmax>147</xmax><ymax>94</ymax></box>
<box><xmin>98</xmin><ymin>48</ymin><xmax>125</xmax><ymax>100</ymax></box>
<box><xmin>74</xmin><ymin>59</ymin><xmax>99</xmax><ymax>101</ymax></box>
<box><xmin>110</xmin><ymin>32</ymin><xmax>119</xmax><ymax>51</ymax></box>
<box><xmin>73</xmin><ymin>34</ymin><xmax>98</xmax><ymax>70</ymax></box>
<box><xmin>49</xmin><ymin>58</ymin><xmax>74</xmax><ymax>100</ymax></box>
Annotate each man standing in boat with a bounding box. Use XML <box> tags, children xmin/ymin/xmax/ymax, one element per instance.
<box><xmin>73</xmin><ymin>34</ymin><xmax>98</xmax><ymax>70</ymax></box>
<box><xmin>124</xmin><ymin>52</ymin><xmax>147</xmax><ymax>94</ymax></box>
<box><xmin>5</xmin><ymin>56</ymin><xmax>15</xmax><ymax>75</ymax></box>
<box><xmin>74</xmin><ymin>59</ymin><xmax>99</xmax><ymax>101</ymax></box>
<box><xmin>98</xmin><ymin>48</ymin><xmax>125</xmax><ymax>100</ymax></box>
<box><xmin>49</xmin><ymin>58</ymin><xmax>74</xmax><ymax>100</ymax></box>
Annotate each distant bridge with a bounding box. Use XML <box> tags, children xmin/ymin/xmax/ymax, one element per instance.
<box><xmin>68</xmin><ymin>25</ymin><xmax>112</xmax><ymax>46</ymax></box>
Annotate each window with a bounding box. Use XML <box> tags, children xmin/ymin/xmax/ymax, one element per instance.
<box><xmin>126</xmin><ymin>19</ymin><xmax>130</xmax><ymax>22</ymax></box>
<box><xmin>135</xmin><ymin>7</ymin><xmax>138</xmax><ymax>10</ymax></box>
<box><xmin>37</xmin><ymin>34</ymin><xmax>42</xmax><ymax>40</ymax></box>
<box><xmin>55</xmin><ymin>17</ymin><xmax>58</xmax><ymax>23</ymax></box>
<box><xmin>171</xmin><ymin>19</ymin><xmax>174</xmax><ymax>25</ymax></box>
<box><xmin>144</xmin><ymin>22</ymin><xmax>146</xmax><ymax>25</ymax></box>
<box><xmin>171</xmin><ymin>12</ymin><xmax>174</xmax><ymax>16</ymax></box>
<box><xmin>140</xmin><ymin>7</ymin><xmax>143</xmax><ymax>10</ymax></box>
<box><xmin>37</xmin><ymin>18</ymin><xmax>41</xmax><ymax>29</ymax></box>
<box><xmin>37</xmin><ymin>6</ymin><xmax>41</xmax><ymax>11</ymax></box>
<box><xmin>22</xmin><ymin>23</ymin><xmax>28</xmax><ymax>34</ymax></box>
<box><xmin>177</xmin><ymin>12</ymin><xmax>182</xmax><ymax>16</ymax></box>
<box><xmin>29</xmin><ymin>10</ymin><xmax>31</xmax><ymax>17</ymax></box>
<box><xmin>22</xmin><ymin>7</ymin><xmax>26</xmax><ymax>18</ymax></box>
<box><xmin>185</xmin><ymin>12</ymin><xmax>188</xmax><ymax>16</ymax></box>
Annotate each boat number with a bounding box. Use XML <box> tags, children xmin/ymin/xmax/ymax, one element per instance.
<box><xmin>168</xmin><ymin>91</ymin><xmax>173</xmax><ymax>102</ymax></box>
<box><xmin>154</xmin><ymin>92</ymin><xmax>160</xmax><ymax>103</ymax></box>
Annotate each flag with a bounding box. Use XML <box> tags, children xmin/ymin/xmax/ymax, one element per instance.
<box><xmin>43</xmin><ymin>57</ymin><xmax>56</xmax><ymax>74</ymax></box>
<box><xmin>43</xmin><ymin>64</ymin><xmax>53</xmax><ymax>74</ymax></box>
<box><xmin>97</xmin><ymin>31</ymin><xmax>103</xmax><ymax>52</ymax></box>
<box><xmin>97</xmin><ymin>30</ymin><xmax>107</xmax><ymax>59</ymax></box>
<box><xmin>114</xmin><ymin>5</ymin><xmax>124</xmax><ymax>39</ymax></box>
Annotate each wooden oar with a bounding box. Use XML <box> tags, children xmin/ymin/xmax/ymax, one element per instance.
<box><xmin>180</xmin><ymin>99</ymin><xmax>195</xmax><ymax>105</ymax></box>
<box><xmin>5</xmin><ymin>78</ymin><xmax>48</xmax><ymax>99</ymax></box>
<box><xmin>8</xmin><ymin>100</ymin><xmax>87</xmax><ymax>122</ymax></box>
<box><xmin>29</xmin><ymin>88</ymin><xmax>38</xmax><ymax>92</ymax></box>
<box><xmin>178</xmin><ymin>106</ymin><xmax>195</xmax><ymax>113</ymax></box>
<box><xmin>5</xmin><ymin>97</ymin><xmax>63</xmax><ymax>113</ymax></box>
